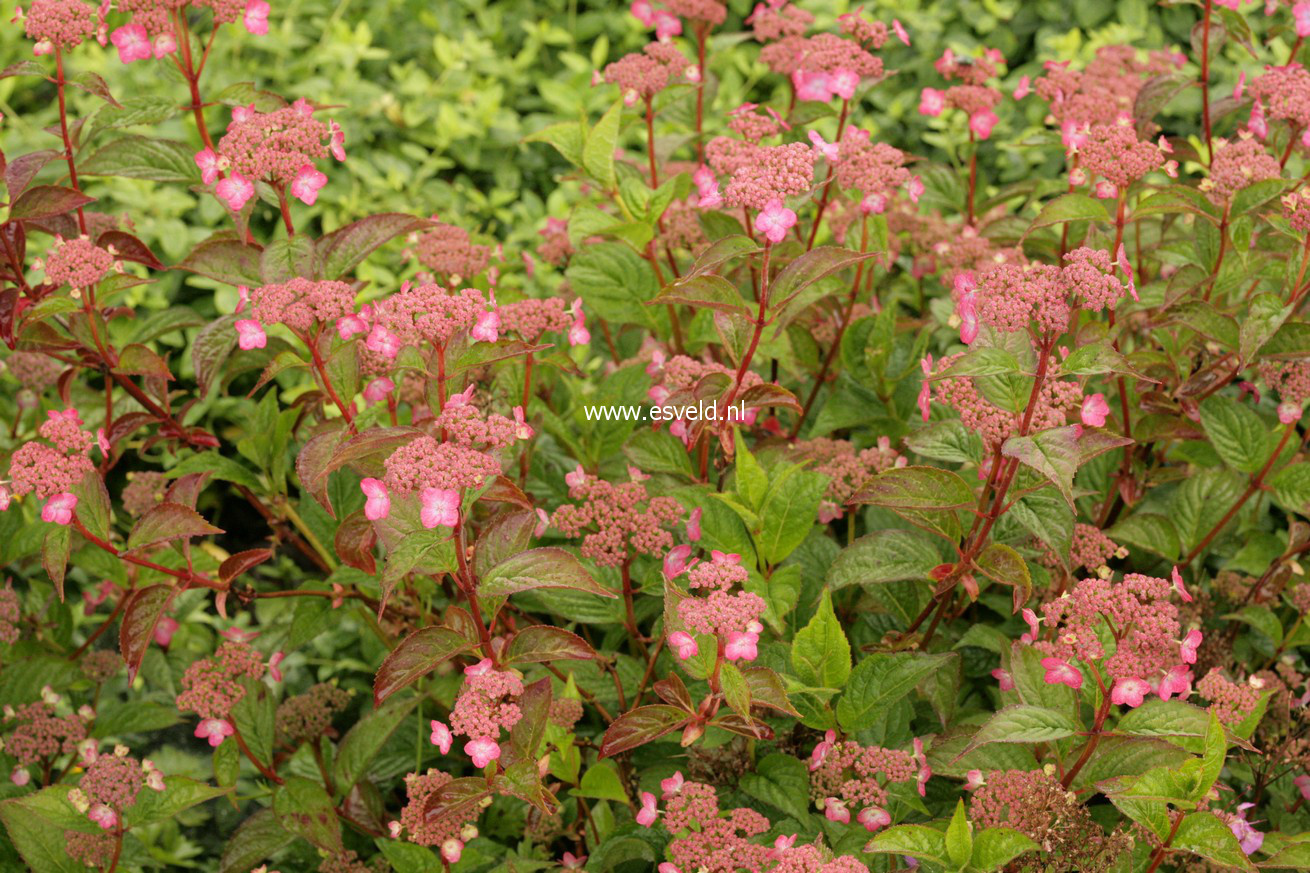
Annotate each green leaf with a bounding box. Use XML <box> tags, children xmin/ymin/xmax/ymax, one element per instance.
<box><xmin>652</xmin><ymin>274</ymin><xmax>753</xmax><ymax>318</ymax></box>
<box><xmin>735</xmin><ymin>438</ymin><xmax>769</xmax><ymax>512</ymax></box>
<box><xmin>974</xmin><ymin>543</ymin><xmax>1032</xmax><ymax>610</ymax></box>
<box><xmin>479</xmin><ymin>547</ymin><xmax>616</xmax><ymax>600</ymax></box>
<box><xmin>836</xmin><ymin>652</ymin><xmax>954</xmax><ymax>732</ymax></box>
<box><xmin>757</xmin><ymin>467</ymin><xmax>826</xmax><ymax>564</ymax></box>
<box><xmin>375</xmin><ymin>841</ymin><xmax>442</xmax><ymax>873</ymax></box>
<box><xmin>333</xmin><ymin>697</ymin><xmax>418</xmax><ymax>797</ymax></box>
<box><xmin>768</xmin><ymin>246</ymin><xmax>879</xmax><ymax>315</ymax></box>
<box><xmin>1026</xmin><ymin>192</ymin><xmax>1109</xmax><ymax>234</ymax></box>
<box><xmin>1061</xmin><ymin>341</ymin><xmax>1153</xmax><ymax>380</ymax></box>
<box><xmin>598</xmin><ymin>705</ymin><xmax>689</xmax><ymax>757</ymax></box>
<box><xmin>791</xmin><ymin>591</ymin><xmax>851</xmax><ymax>688</ymax></box>
<box><xmin>719</xmin><ymin>662</ymin><xmax>752</xmax><ymax>717</ymax></box>
<box><xmin>81</xmin><ymin>135</ymin><xmax>200</xmax><ymax>183</ymax></box>
<box><xmin>260</xmin><ymin>235</ymin><xmax>320</xmax><ymax>283</ymax></box>
<box><xmin>504</xmin><ymin>625</ymin><xmax>597</xmax><ymax>664</ymax></box>
<box><xmin>959</xmin><ymin>705</ymin><xmax>1081</xmax><ymax>757</ymax></box>
<box><xmin>0</xmin><ymin>790</ymin><xmax>89</xmax><ymax>873</ymax></box>
<box><xmin>1222</xmin><ymin>604</ymin><xmax>1284</xmax><ymax>645</ymax></box>
<box><xmin>1173</xmin><ymin>812</ymin><xmax>1258</xmax><ymax>871</ymax></box>
<box><xmin>850</xmin><ymin>465</ymin><xmax>975</xmax><ymax>510</ymax></box>
<box><xmin>738</xmin><ymin>753</ymin><xmax>813</xmax><ymax>822</ymax></box>
<box><xmin>583</xmin><ymin>100</ymin><xmax>622</xmax><ymax>189</ymax></box>
<box><xmin>1270</xmin><ymin>462</ymin><xmax>1310</xmax><ymax>517</ymax></box>
<box><xmin>971</xmin><ymin>828</ymin><xmax>1039</xmax><ymax>871</ymax></box>
<box><xmin>177</xmin><ymin>238</ymin><xmax>265</xmax><ymax>289</ymax></box>
<box><xmin>865</xmin><ymin>825</ymin><xmax>949</xmax><ymax>867</ymax></box>
<box><xmin>623</xmin><ymin>428</ymin><xmax>695</xmax><ymax>479</ymax></box>
<box><xmin>523</xmin><ymin>120</ymin><xmax>584</xmax><ymax>166</ymax></box>
<box><xmin>9</xmin><ymin>185</ymin><xmax>96</xmax><ymax>222</ymax></box>
<box><xmin>316</xmin><ymin>213</ymin><xmax>431</xmax><ymax>280</ymax></box>
<box><xmin>373</xmin><ymin>626</ymin><xmax>474</xmax><ymax>705</ymax></box>
<box><xmin>129</xmin><ymin>777</ymin><xmax>231</xmax><ymax>827</ymax></box>
<box><xmin>946</xmin><ymin>799</ymin><xmax>973</xmax><ymax>870</ymax></box>
<box><xmin>575</xmin><ymin>760</ymin><xmax>629</xmax><ymax>802</ymax></box>
<box><xmin>907</xmin><ymin>420</ymin><xmax>983</xmax><ymax>465</ymax></box>
<box><xmin>1199</xmin><ymin>395</ymin><xmax>1272</xmax><ymax>474</ymax></box>
<box><xmin>126</xmin><ymin>501</ymin><xmax>223</xmax><ymax>551</ymax></box>
<box><xmin>219</xmin><ymin>809</ymin><xmax>295</xmax><ymax>873</ymax></box>
<box><xmin>565</xmin><ymin>242</ymin><xmax>660</xmax><ymax>329</ymax></box>
<box><xmin>1002</xmin><ymin>425</ymin><xmax>1131</xmax><ymax>506</ymax></box>
<box><xmin>827</xmin><ymin>529</ymin><xmax>940</xmax><ymax>589</ymax></box>
<box><xmin>1107</xmin><ymin>512</ymin><xmax>1181</xmax><ymax>561</ymax></box>
<box><xmin>272</xmin><ymin>776</ymin><xmax>342</xmax><ymax>854</ymax></box>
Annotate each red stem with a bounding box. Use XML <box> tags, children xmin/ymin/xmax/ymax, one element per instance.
<box><xmin>54</xmin><ymin>48</ymin><xmax>88</xmax><ymax>236</ymax></box>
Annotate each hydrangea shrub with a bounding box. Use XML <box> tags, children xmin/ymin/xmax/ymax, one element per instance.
<box><xmin>4</xmin><ymin>0</ymin><xmax>1310</xmax><ymax>870</ymax></box>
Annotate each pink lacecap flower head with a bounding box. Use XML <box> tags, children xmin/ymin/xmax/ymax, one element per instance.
<box><xmin>464</xmin><ymin>737</ymin><xmax>501</xmax><ymax>768</ymax></box>
<box><xmin>1172</xmin><ymin>566</ymin><xmax>1192</xmax><ymax>603</ymax></box>
<box><xmin>1081</xmin><ymin>393</ymin><xmax>1111</xmax><ymax>428</ymax></box>
<box><xmin>363</xmin><ymin>377</ymin><xmax>394</xmax><ymax>405</ymax></box>
<box><xmin>1110</xmin><ymin>677</ymin><xmax>1151</xmax><ymax>708</ymax></box>
<box><xmin>430</xmin><ymin>719</ymin><xmax>453</xmax><ymax>754</ymax></box>
<box><xmin>1280</xmin><ymin>401</ymin><xmax>1302</xmax><ymax>424</ymax></box>
<box><xmin>756</xmin><ymin>198</ymin><xmax>797</xmax><ymax>245</ymax></box>
<box><xmin>667</xmin><ymin>630</ymin><xmax>698</xmax><ymax>660</ymax></box>
<box><xmin>686</xmin><ymin>507</ymin><xmax>702</xmax><ymax>542</ymax></box>
<box><xmin>42</xmin><ymin>492</ymin><xmax>77</xmax><ymax>525</ymax></box>
<box><xmin>1180</xmin><ymin>629</ymin><xmax>1202</xmax><ymax>665</ymax></box>
<box><xmin>195</xmin><ymin>717</ymin><xmax>235</xmax><ymax>747</ymax></box>
<box><xmin>767</xmin><ymin>834</ymin><xmax>797</xmax><ymax>860</ymax></box>
<box><xmin>969</xmin><ymin>109</ymin><xmax>999</xmax><ymax>140</ymax></box>
<box><xmin>268</xmin><ymin>651</ymin><xmax>285</xmax><ymax>682</ymax></box>
<box><xmin>663</xmin><ymin>544</ymin><xmax>693</xmax><ymax>579</ymax></box>
<box><xmin>534</xmin><ymin>507</ymin><xmax>549</xmax><ymax>538</ymax></box>
<box><xmin>338</xmin><ymin>311</ymin><xmax>371</xmax><ymax>344</ymax></box>
<box><xmin>465</xmin><ymin>657</ymin><xmax>494</xmax><ymax>676</ymax></box>
<box><xmin>513</xmin><ymin>406</ymin><xmax>534</xmax><ymax>440</ymax></box>
<box><xmin>110</xmin><ymin>24</ymin><xmax>152</xmax><ymax>64</ymax></box>
<box><xmin>1041</xmin><ymin>657</ymin><xmax>1083</xmax><ymax>690</ymax></box>
<box><xmin>290</xmin><ymin>164</ymin><xmax>328</xmax><ymax>206</ymax></box>
<box><xmin>1296</xmin><ymin>0</ymin><xmax>1310</xmax><ymax>36</ymax></box>
<box><xmin>1093</xmin><ymin>180</ymin><xmax>1118</xmax><ymax>200</ymax></box>
<box><xmin>860</xmin><ymin>193</ymin><xmax>887</xmax><ymax>215</ymax></box>
<box><xmin>724</xmin><ymin>630</ymin><xmax>759</xmax><ymax>661</ymax></box>
<box><xmin>365</xmin><ymin>324</ymin><xmax>400</xmax><ymax>359</ymax></box>
<box><xmin>244</xmin><ymin>0</ymin><xmax>270</xmax><ymax>35</ymax></box>
<box><xmin>660</xmin><ymin>771</ymin><xmax>685</xmax><ymax>797</ymax></box>
<box><xmin>235</xmin><ymin>319</ymin><xmax>267</xmax><ymax>350</ymax></box>
<box><xmin>1157</xmin><ymin>665</ymin><xmax>1193</xmax><ymax>701</ymax></box>
<box><xmin>823</xmin><ymin>797</ymin><xmax>850</xmax><ymax>824</ymax></box>
<box><xmin>420</xmin><ymin>487</ymin><xmax>460</xmax><ymax>529</ymax></box>
<box><xmin>215</xmin><ymin>172</ymin><xmax>255</xmax><ymax>211</ymax></box>
<box><xmin>232</xmin><ymin>103</ymin><xmax>257</xmax><ymax>124</ymax></box>
<box><xmin>636</xmin><ymin>791</ymin><xmax>659</xmax><ymax>826</ymax></box>
<box><xmin>328</xmin><ymin>120</ymin><xmax>346</xmax><ymax>161</ymax></box>
<box><xmin>892</xmin><ymin>18</ymin><xmax>910</xmax><ymax>45</ymax></box>
<box><xmin>195</xmin><ymin>148</ymin><xmax>223</xmax><ymax>185</ymax></box>
<box><xmin>710</xmin><ymin>550</ymin><xmax>740</xmax><ymax>566</ymax></box>
<box><xmin>919</xmin><ymin>87</ymin><xmax>945</xmax><ymax>117</ymax></box>
<box><xmin>88</xmin><ymin>803</ymin><xmax>118</xmax><ymax>830</ymax></box>
<box><xmin>964</xmin><ymin>769</ymin><xmax>986</xmax><ymax>790</ymax></box>
<box><xmin>858</xmin><ymin>805</ymin><xmax>892</xmax><ymax>832</ymax></box>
